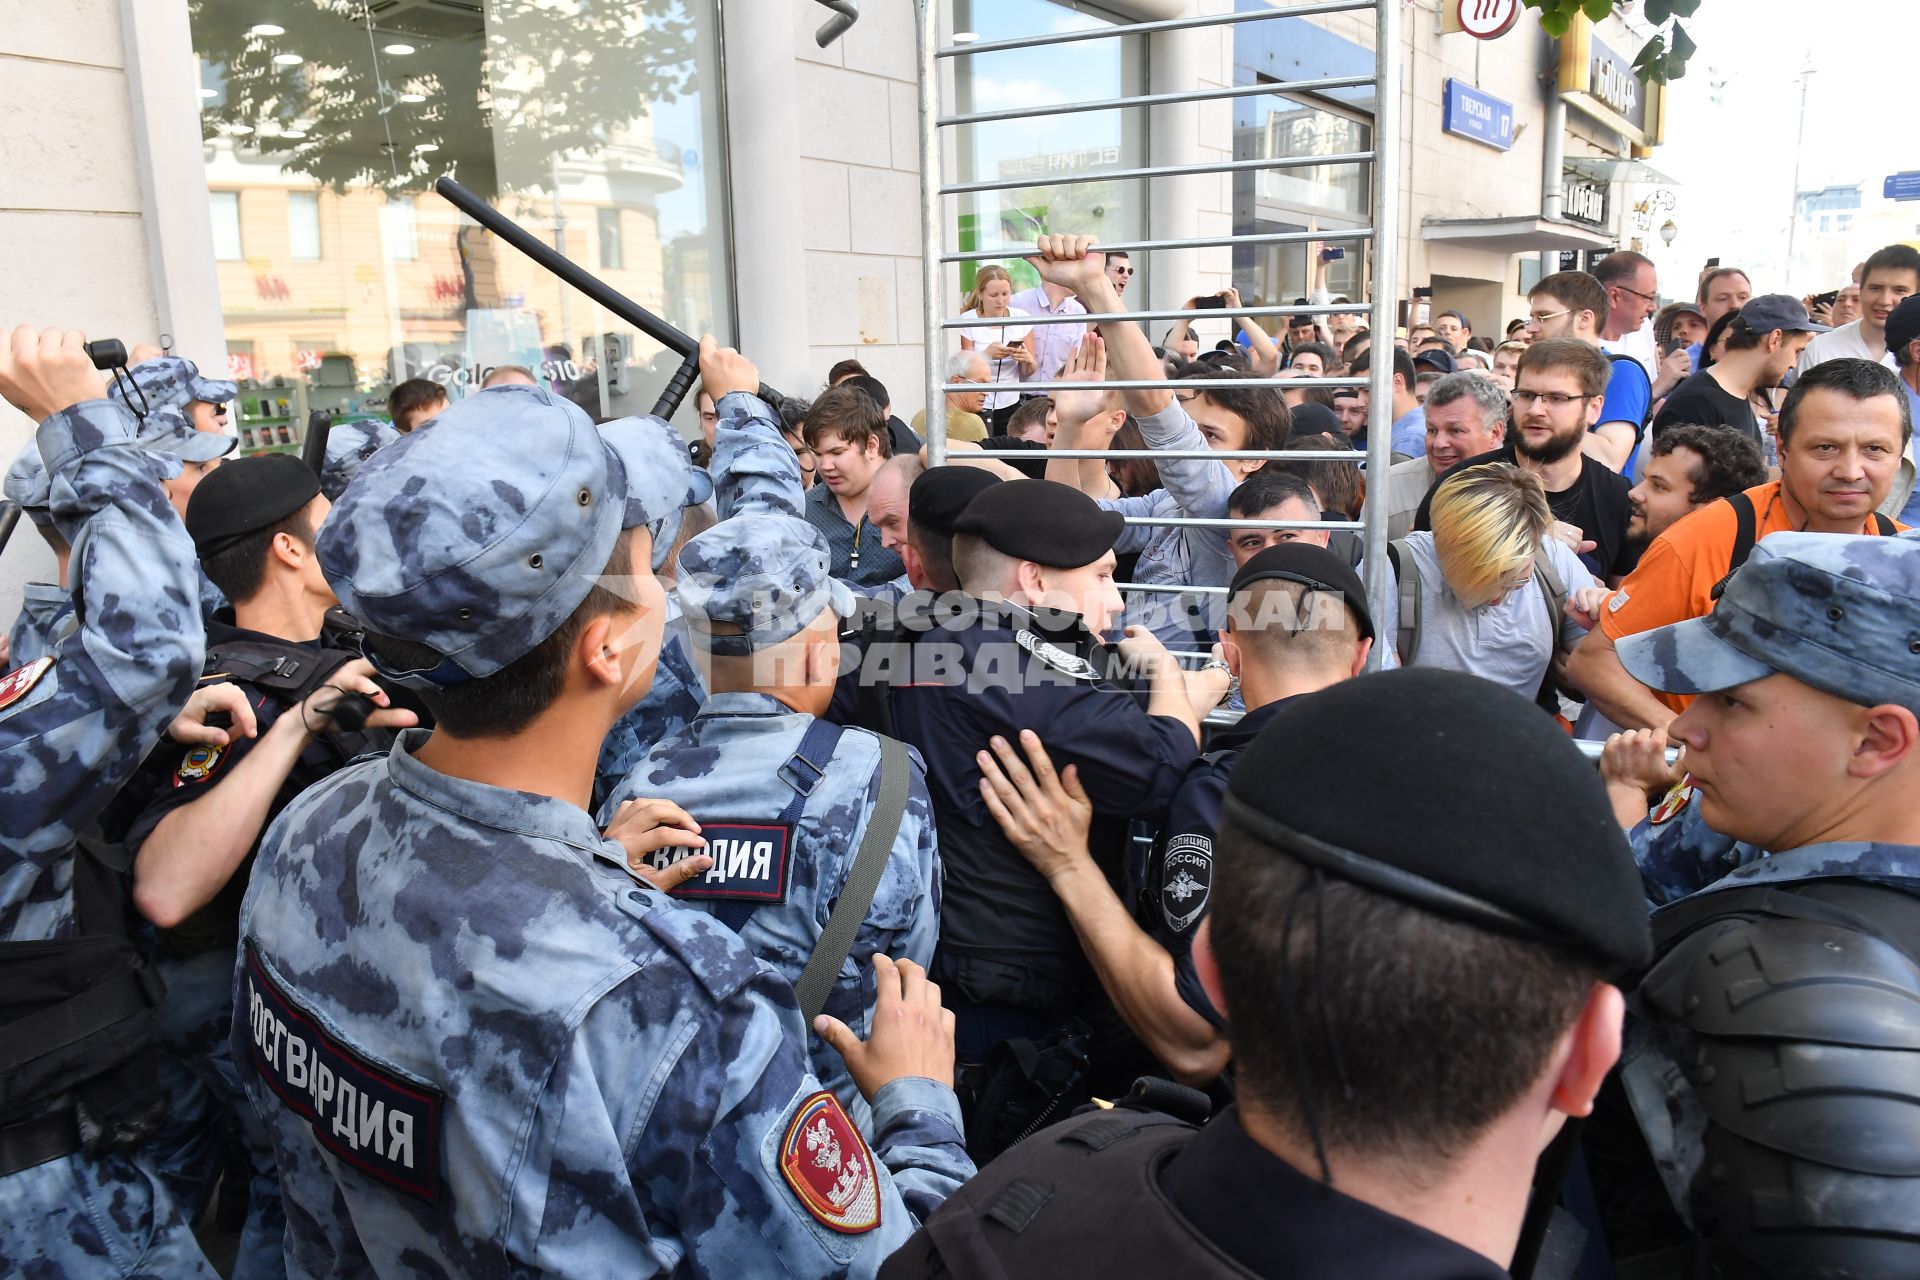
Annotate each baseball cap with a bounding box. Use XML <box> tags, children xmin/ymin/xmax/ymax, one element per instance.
<box><xmin>317</xmin><ymin>383</ymin><xmax>696</xmax><ymax>689</ymax></box>
<box><xmin>1228</xmin><ymin>542</ymin><xmax>1375</xmax><ymax>642</ymax></box>
<box><xmin>1412</xmin><ymin>348</ymin><xmax>1457</xmax><ymax>375</ymax></box>
<box><xmin>677</xmin><ymin>513</ymin><xmax>856</xmax><ymax>657</ymax></box>
<box><xmin>1618</xmin><ymin>532</ymin><xmax>1920</xmax><ymax>716</ymax></box>
<box><xmin>1734</xmin><ymin>294</ymin><xmax>1830</xmax><ymax>337</ymax></box>
<box><xmin>106</xmin><ymin>356</ymin><xmax>238</xmax><ymax>412</ymax></box>
<box><xmin>1884</xmin><ymin>295</ymin><xmax>1920</xmax><ymax>360</ymax></box>
<box><xmin>1222</xmin><ymin>668</ymin><xmax>1650</xmax><ymax>972</ymax></box>
<box><xmin>138</xmin><ymin>405</ymin><xmax>235</xmax><ymax>466</ymax></box>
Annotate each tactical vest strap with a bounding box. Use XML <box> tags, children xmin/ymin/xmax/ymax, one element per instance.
<box><xmin>710</xmin><ymin>718</ymin><xmax>846</xmax><ymax>934</ymax></box>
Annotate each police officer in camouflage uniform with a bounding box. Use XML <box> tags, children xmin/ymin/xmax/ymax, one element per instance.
<box><xmin>126</xmin><ymin>453</ymin><xmax>414</xmax><ymax>1279</ymax></box>
<box><xmin>590</xmin><ymin>338</ymin><xmax>799</xmax><ymax>812</ymax></box>
<box><xmin>233</xmin><ymin>363</ymin><xmax>973</xmax><ymax>1277</ymax></box>
<box><xmin>0</xmin><ymin>327</ymin><xmax>217</xmax><ymax>1277</ymax></box>
<box><xmin>105</xmin><ymin>353</ymin><xmax>236</xmax><ymax>436</ymax></box>
<box><xmin>1592</xmin><ymin>532</ymin><xmax>1920</xmax><ymax>1276</ymax></box>
<box><xmin>318</xmin><ymin>417</ymin><xmax>400</xmax><ymax>501</ymax></box>
<box><xmin>613</xmin><ymin>504</ymin><xmax>942</xmax><ymax>1132</ymax></box>
<box><xmin>5</xmin><ymin>406</ymin><xmax>232</xmax><ymax>665</ymax></box>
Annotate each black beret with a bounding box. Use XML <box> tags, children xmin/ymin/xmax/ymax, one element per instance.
<box><xmin>1222</xmin><ymin>668</ymin><xmax>1651</xmax><ymax>973</ymax></box>
<box><xmin>909</xmin><ymin>466</ymin><xmax>1001</xmax><ymax>538</ymax></box>
<box><xmin>1228</xmin><ymin>543</ymin><xmax>1375</xmax><ymax>642</ymax></box>
<box><xmin>185</xmin><ymin>453</ymin><xmax>322</xmax><ymax>558</ymax></box>
<box><xmin>952</xmin><ymin>478</ymin><xmax>1126</xmax><ymax>569</ymax></box>
<box><xmin>1287</xmin><ymin>402</ymin><xmax>1340</xmax><ymax>438</ymax></box>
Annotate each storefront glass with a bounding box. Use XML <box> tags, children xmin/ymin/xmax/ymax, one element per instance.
<box><xmin>1232</xmin><ymin>3</ymin><xmax>1374</xmax><ymax>330</ymax></box>
<box><xmin>948</xmin><ymin>0</ymin><xmax>1148</xmax><ymax>299</ymax></box>
<box><xmin>188</xmin><ymin>0</ymin><xmax>729</xmax><ymax>449</ymax></box>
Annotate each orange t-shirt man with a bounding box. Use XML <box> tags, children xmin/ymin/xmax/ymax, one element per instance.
<box><xmin>1599</xmin><ymin>479</ymin><xmax>1905</xmax><ymax>712</ymax></box>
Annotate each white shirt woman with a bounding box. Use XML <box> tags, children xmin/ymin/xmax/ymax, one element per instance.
<box><xmin>957</xmin><ymin>265</ymin><xmax>1037</xmax><ymax>414</ymax></box>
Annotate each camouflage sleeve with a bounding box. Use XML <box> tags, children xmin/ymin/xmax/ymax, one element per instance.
<box><xmin>0</xmin><ymin>399</ymin><xmax>203</xmax><ymax>857</ymax></box>
<box><xmin>635</xmin><ymin>960</ymin><xmax>972</xmax><ymax>1278</ymax></box>
<box><xmin>894</xmin><ymin>758</ymin><xmax>941</xmax><ymax>972</ymax></box>
<box><xmin>711</xmin><ymin>391</ymin><xmax>804</xmax><ymax>521</ymax></box>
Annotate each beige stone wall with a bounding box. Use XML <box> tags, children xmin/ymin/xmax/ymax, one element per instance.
<box><xmin>0</xmin><ymin>0</ymin><xmax>160</xmax><ymax>625</ymax></box>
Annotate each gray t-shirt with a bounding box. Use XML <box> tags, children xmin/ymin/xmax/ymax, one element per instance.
<box><xmin>1379</xmin><ymin>532</ymin><xmax>1597</xmax><ymax>700</ymax></box>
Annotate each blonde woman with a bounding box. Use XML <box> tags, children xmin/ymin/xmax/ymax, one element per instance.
<box><xmin>1380</xmin><ymin>461</ymin><xmax>1598</xmax><ymax>700</ymax></box>
<box><xmin>958</xmin><ymin>265</ymin><xmax>1036</xmax><ymax>433</ymax></box>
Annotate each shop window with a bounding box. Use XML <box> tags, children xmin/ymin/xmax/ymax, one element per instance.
<box><xmin>190</xmin><ymin>0</ymin><xmax>732</xmax><ymax>439</ymax></box>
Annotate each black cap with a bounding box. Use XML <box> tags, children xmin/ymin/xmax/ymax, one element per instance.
<box><xmin>1228</xmin><ymin>543</ymin><xmax>1375</xmax><ymax>642</ymax></box>
<box><xmin>185</xmin><ymin>453</ymin><xmax>322</xmax><ymax>558</ymax></box>
<box><xmin>1885</xmin><ymin>295</ymin><xmax>1920</xmax><ymax>360</ymax></box>
<box><xmin>1222</xmin><ymin>668</ymin><xmax>1652</xmax><ymax>973</ymax></box>
<box><xmin>1288</xmin><ymin>402</ymin><xmax>1340</xmax><ymax>438</ymax></box>
<box><xmin>1413</xmin><ymin>348</ymin><xmax>1457</xmax><ymax>374</ymax></box>
<box><xmin>909</xmin><ymin>466</ymin><xmax>1002</xmax><ymax>537</ymax></box>
<box><xmin>953</xmin><ymin>478</ymin><xmax>1126</xmax><ymax>569</ymax></box>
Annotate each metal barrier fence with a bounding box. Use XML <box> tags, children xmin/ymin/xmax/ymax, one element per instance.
<box><xmin>913</xmin><ymin>0</ymin><xmax>1404</xmax><ymax>666</ymax></box>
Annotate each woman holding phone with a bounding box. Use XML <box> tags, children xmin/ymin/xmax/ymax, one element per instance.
<box><xmin>958</xmin><ymin>264</ymin><xmax>1036</xmax><ymax>433</ymax></box>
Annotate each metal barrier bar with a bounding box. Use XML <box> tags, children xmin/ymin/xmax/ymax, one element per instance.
<box><xmin>947</xmin><ymin>303</ymin><xmax>1373</xmax><ymax>328</ymax></box>
<box><xmin>1121</xmin><ymin>582</ymin><xmax>1229</xmax><ymax>596</ymax></box>
<box><xmin>942</xmin><ymin>227</ymin><xmax>1373</xmax><ymax>265</ymax></box>
<box><xmin>940</xmin><ymin>74</ymin><xmax>1375</xmax><ymax>126</ymax></box>
<box><xmin>1359</xmin><ymin>0</ymin><xmax>1402</xmax><ymax>670</ymax></box>
<box><xmin>943</xmin><ymin>377</ymin><xmax>1368</xmax><ymax>394</ymax></box>
<box><xmin>942</xmin><ymin>150</ymin><xmax>1374</xmax><ymax>197</ymax></box>
<box><xmin>1025</xmin><ymin>449</ymin><xmax>1361</xmax><ymax>461</ymax></box>
<box><xmin>1122</xmin><ymin>515</ymin><xmax>1363</xmax><ymax>530</ymax></box>
<box><xmin>917</xmin><ymin>0</ymin><xmax>945</xmax><ymax>469</ymax></box>
<box><xmin>937</xmin><ymin>0</ymin><xmax>1375</xmax><ymax>56</ymax></box>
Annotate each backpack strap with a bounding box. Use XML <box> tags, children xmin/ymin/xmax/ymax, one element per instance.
<box><xmin>707</xmin><ymin>717</ymin><xmax>844</xmax><ymax>935</ymax></box>
<box><xmin>1531</xmin><ymin>548</ymin><xmax>1581</xmax><ymax>709</ymax></box>
<box><xmin>1387</xmin><ymin>539</ymin><xmax>1420</xmax><ymax>666</ymax></box>
<box><xmin>791</xmin><ymin>734</ymin><xmax>913</xmax><ymax>1024</ymax></box>
<box><xmin>1874</xmin><ymin>511</ymin><xmax>1898</xmax><ymax>536</ymax></box>
<box><xmin>1709</xmin><ymin>492</ymin><xmax>1758</xmax><ymax>602</ymax></box>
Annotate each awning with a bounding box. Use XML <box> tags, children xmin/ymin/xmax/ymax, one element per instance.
<box><xmin>1564</xmin><ymin>155</ymin><xmax>1680</xmax><ymax>186</ymax></box>
<box><xmin>1419</xmin><ymin>215</ymin><xmax>1617</xmax><ymax>255</ymax></box>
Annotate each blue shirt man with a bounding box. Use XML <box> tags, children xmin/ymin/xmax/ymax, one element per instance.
<box><xmin>613</xmin><ymin>508</ymin><xmax>942</xmax><ymax>1132</ymax></box>
<box><xmin>0</xmin><ymin>333</ymin><xmax>217</xmax><ymax>1278</ymax></box>
<box><xmin>235</xmin><ymin>344</ymin><xmax>971</xmax><ymax>1277</ymax></box>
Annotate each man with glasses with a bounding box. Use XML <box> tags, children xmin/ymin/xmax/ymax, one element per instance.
<box><xmin>911</xmin><ymin>351</ymin><xmax>992</xmax><ymax>443</ymax></box>
<box><xmin>1104</xmin><ymin>249</ymin><xmax>1134</xmax><ymax>297</ymax></box>
<box><xmin>1528</xmin><ymin>267</ymin><xmax>1650</xmax><ymax>476</ymax></box>
<box><xmin>1416</xmin><ymin>338</ymin><xmax>1638</xmax><ymax>585</ymax></box>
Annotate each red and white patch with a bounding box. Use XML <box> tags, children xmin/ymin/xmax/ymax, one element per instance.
<box><xmin>1649</xmin><ymin>776</ymin><xmax>1696</xmax><ymax>826</ymax></box>
<box><xmin>0</xmin><ymin>656</ymin><xmax>54</xmax><ymax>711</ymax></box>
<box><xmin>778</xmin><ymin>1091</ymin><xmax>881</xmax><ymax>1234</ymax></box>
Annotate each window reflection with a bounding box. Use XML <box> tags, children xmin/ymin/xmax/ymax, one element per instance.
<box><xmin>189</xmin><ymin>0</ymin><xmax>729</xmax><ymax>454</ymax></box>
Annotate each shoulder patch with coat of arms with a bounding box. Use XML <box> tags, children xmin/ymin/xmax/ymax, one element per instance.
<box><xmin>779</xmin><ymin>1091</ymin><xmax>881</xmax><ymax>1234</ymax></box>
<box><xmin>174</xmin><ymin>745</ymin><xmax>227</xmax><ymax>786</ymax></box>
<box><xmin>1013</xmin><ymin>629</ymin><xmax>1097</xmax><ymax>680</ymax></box>
<box><xmin>0</xmin><ymin>656</ymin><xmax>55</xmax><ymax>711</ymax></box>
<box><xmin>1160</xmin><ymin>834</ymin><xmax>1214</xmax><ymax>934</ymax></box>
<box><xmin>1648</xmin><ymin>776</ymin><xmax>1696</xmax><ymax>827</ymax></box>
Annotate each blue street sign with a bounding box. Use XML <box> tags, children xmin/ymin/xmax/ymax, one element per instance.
<box><xmin>1885</xmin><ymin>172</ymin><xmax>1920</xmax><ymax>203</ymax></box>
<box><xmin>1443</xmin><ymin>79</ymin><xmax>1515</xmax><ymax>152</ymax></box>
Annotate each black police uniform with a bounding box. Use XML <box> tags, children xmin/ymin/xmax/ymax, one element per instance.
<box><xmin>125</xmin><ymin>612</ymin><xmax>395</xmax><ymax>955</ymax></box>
<box><xmin>880</xmin><ymin>1103</ymin><xmax>1508</xmax><ymax>1280</ymax></box>
<box><xmin>1135</xmin><ymin>696</ymin><xmax>1290</xmax><ymax>1030</ymax></box>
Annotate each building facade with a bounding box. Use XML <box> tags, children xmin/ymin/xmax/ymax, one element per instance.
<box><xmin>0</xmin><ymin>0</ymin><xmax>1669</xmax><ymax>618</ymax></box>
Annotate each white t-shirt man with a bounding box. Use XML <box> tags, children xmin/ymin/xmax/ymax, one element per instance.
<box><xmin>1794</xmin><ymin>318</ymin><xmax>1896</xmax><ymax>376</ymax></box>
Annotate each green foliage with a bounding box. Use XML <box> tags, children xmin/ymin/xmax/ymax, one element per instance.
<box><xmin>1518</xmin><ymin>0</ymin><xmax>1700</xmax><ymax>83</ymax></box>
